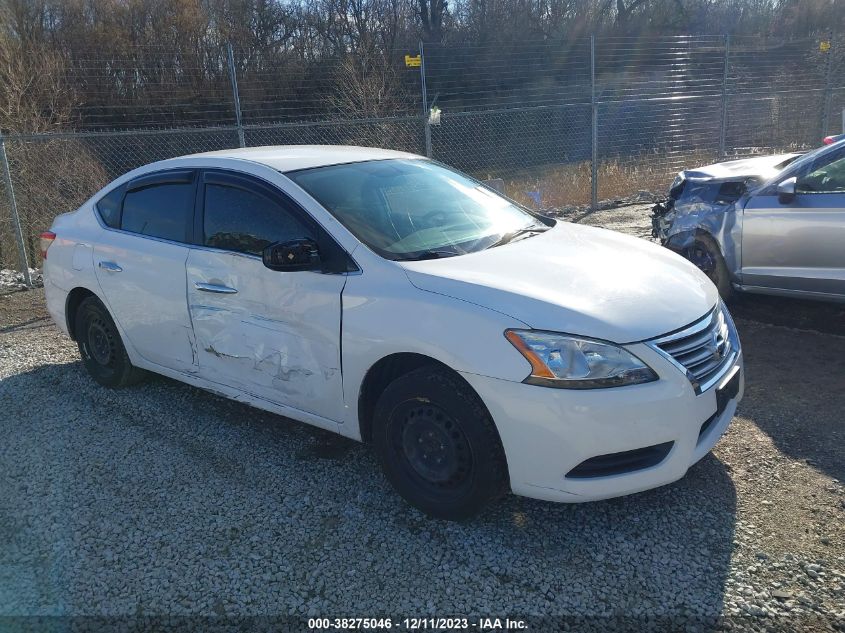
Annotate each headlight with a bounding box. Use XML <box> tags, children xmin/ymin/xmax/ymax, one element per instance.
<box><xmin>505</xmin><ymin>330</ymin><xmax>658</xmax><ymax>389</ymax></box>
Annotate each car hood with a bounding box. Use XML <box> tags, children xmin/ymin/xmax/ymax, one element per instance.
<box><xmin>399</xmin><ymin>223</ymin><xmax>718</xmax><ymax>343</ymax></box>
<box><xmin>680</xmin><ymin>152</ymin><xmax>802</xmax><ymax>183</ymax></box>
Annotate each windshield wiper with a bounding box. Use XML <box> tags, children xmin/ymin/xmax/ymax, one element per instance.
<box><xmin>399</xmin><ymin>226</ymin><xmax>550</xmax><ymax>260</ymax></box>
<box><xmin>487</xmin><ymin>225</ymin><xmax>550</xmax><ymax>249</ymax></box>
<box><xmin>399</xmin><ymin>249</ymin><xmax>461</xmax><ymax>261</ymax></box>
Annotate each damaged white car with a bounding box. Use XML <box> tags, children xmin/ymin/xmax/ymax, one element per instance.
<box><xmin>653</xmin><ymin>139</ymin><xmax>845</xmax><ymax>302</ymax></box>
<box><xmin>43</xmin><ymin>146</ymin><xmax>743</xmax><ymax>520</ymax></box>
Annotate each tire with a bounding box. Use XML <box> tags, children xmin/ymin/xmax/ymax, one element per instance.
<box><xmin>75</xmin><ymin>296</ymin><xmax>146</xmax><ymax>388</ymax></box>
<box><xmin>372</xmin><ymin>365</ymin><xmax>509</xmax><ymax>520</ymax></box>
<box><xmin>683</xmin><ymin>233</ymin><xmax>733</xmax><ymax>301</ymax></box>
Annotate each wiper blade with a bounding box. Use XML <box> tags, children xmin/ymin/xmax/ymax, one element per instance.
<box><xmin>488</xmin><ymin>225</ymin><xmax>549</xmax><ymax>249</ymax></box>
<box><xmin>400</xmin><ymin>249</ymin><xmax>460</xmax><ymax>261</ymax></box>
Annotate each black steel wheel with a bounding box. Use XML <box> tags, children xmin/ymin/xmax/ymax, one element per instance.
<box><xmin>75</xmin><ymin>296</ymin><xmax>146</xmax><ymax>388</ymax></box>
<box><xmin>373</xmin><ymin>366</ymin><xmax>508</xmax><ymax>520</ymax></box>
<box><xmin>392</xmin><ymin>402</ymin><xmax>473</xmax><ymax>495</ymax></box>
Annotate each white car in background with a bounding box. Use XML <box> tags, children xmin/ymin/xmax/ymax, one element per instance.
<box><xmin>42</xmin><ymin>146</ymin><xmax>743</xmax><ymax>519</ymax></box>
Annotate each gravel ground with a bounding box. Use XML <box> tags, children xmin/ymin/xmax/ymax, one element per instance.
<box><xmin>1</xmin><ymin>217</ymin><xmax>844</xmax><ymax>628</ymax></box>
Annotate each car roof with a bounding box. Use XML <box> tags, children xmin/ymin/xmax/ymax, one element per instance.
<box><xmin>185</xmin><ymin>145</ymin><xmax>422</xmax><ymax>172</ymax></box>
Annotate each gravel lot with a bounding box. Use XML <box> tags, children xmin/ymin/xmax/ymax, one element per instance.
<box><xmin>1</xmin><ymin>211</ymin><xmax>844</xmax><ymax>628</ymax></box>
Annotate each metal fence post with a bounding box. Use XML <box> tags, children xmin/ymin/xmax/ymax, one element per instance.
<box><xmin>227</xmin><ymin>43</ymin><xmax>246</xmax><ymax>148</ymax></box>
<box><xmin>718</xmin><ymin>34</ymin><xmax>730</xmax><ymax>159</ymax></box>
<box><xmin>0</xmin><ymin>132</ymin><xmax>32</xmax><ymax>286</ymax></box>
<box><xmin>821</xmin><ymin>33</ymin><xmax>834</xmax><ymax>137</ymax></box>
<box><xmin>420</xmin><ymin>41</ymin><xmax>432</xmax><ymax>158</ymax></box>
<box><xmin>590</xmin><ymin>35</ymin><xmax>598</xmax><ymax>212</ymax></box>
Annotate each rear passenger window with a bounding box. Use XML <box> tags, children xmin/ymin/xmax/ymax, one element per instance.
<box><xmin>121</xmin><ymin>182</ymin><xmax>194</xmax><ymax>242</ymax></box>
<box><xmin>203</xmin><ymin>184</ymin><xmax>313</xmax><ymax>256</ymax></box>
<box><xmin>96</xmin><ymin>185</ymin><xmax>125</xmax><ymax>229</ymax></box>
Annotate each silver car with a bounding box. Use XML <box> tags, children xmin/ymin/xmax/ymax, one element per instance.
<box><xmin>652</xmin><ymin>140</ymin><xmax>845</xmax><ymax>302</ymax></box>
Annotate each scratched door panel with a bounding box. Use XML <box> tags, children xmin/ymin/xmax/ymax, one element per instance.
<box><xmin>186</xmin><ymin>248</ymin><xmax>347</xmax><ymax>422</ymax></box>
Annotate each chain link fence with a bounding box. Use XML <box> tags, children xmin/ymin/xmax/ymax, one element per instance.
<box><xmin>244</xmin><ymin>117</ymin><xmax>425</xmax><ymax>154</ymax></box>
<box><xmin>0</xmin><ymin>152</ymin><xmax>16</xmax><ymax>273</ymax></box>
<box><xmin>2</xmin><ymin>35</ymin><xmax>844</xmax><ymax>275</ymax></box>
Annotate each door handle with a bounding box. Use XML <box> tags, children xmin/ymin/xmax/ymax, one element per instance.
<box><xmin>195</xmin><ymin>282</ymin><xmax>238</xmax><ymax>294</ymax></box>
<box><xmin>98</xmin><ymin>261</ymin><xmax>123</xmax><ymax>273</ymax></box>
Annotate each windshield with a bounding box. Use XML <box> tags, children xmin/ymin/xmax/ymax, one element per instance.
<box><xmin>773</xmin><ymin>140</ymin><xmax>845</xmax><ymax>183</ymax></box>
<box><xmin>286</xmin><ymin>159</ymin><xmax>546</xmax><ymax>260</ymax></box>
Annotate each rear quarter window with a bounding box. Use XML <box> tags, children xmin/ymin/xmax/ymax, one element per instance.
<box><xmin>120</xmin><ymin>181</ymin><xmax>194</xmax><ymax>243</ymax></box>
<box><xmin>95</xmin><ymin>184</ymin><xmax>126</xmax><ymax>229</ymax></box>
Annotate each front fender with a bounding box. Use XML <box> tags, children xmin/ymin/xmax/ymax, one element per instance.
<box><xmin>339</xmin><ymin>269</ymin><xmax>530</xmax><ymax>440</ymax></box>
<box><xmin>664</xmin><ymin>228</ymin><xmax>740</xmax><ymax>284</ymax></box>
<box><xmin>660</xmin><ymin>202</ymin><xmax>742</xmax><ymax>281</ymax></box>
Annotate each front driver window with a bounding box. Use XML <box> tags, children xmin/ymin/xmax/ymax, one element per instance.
<box><xmin>797</xmin><ymin>155</ymin><xmax>845</xmax><ymax>194</ymax></box>
<box><xmin>203</xmin><ymin>184</ymin><xmax>313</xmax><ymax>256</ymax></box>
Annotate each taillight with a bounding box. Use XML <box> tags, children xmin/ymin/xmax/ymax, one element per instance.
<box><xmin>39</xmin><ymin>231</ymin><xmax>56</xmax><ymax>259</ymax></box>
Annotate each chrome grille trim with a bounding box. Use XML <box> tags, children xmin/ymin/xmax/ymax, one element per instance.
<box><xmin>646</xmin><ymin>303</ymin><xmax>739</xmax><ymax>394</ymax></box>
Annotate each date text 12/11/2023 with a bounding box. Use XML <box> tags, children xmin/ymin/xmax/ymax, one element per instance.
<box><xmin>307</xmin><ymin>617</ymin><xmax>528</xmax><ymax>630</ymax></box>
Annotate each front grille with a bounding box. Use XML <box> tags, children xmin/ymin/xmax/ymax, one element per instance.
<box><xmin>648</xmin><ymin>305</ymin><xmax>738</xmax><ymax>394</ymax></box>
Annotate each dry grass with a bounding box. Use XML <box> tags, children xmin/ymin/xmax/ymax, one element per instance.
<box><xmin>495</xmin><ymin>150</ymin><xmax>719</xmax><ymax>210</ymax></box>
<box><xmin>0</xmin><ymin>139</ymin><xmax>108</xmax><ymax>268</ymax></box>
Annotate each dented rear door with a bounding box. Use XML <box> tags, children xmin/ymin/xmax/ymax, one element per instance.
<box><xmin>186</xmin><ymin>171</ymin><xmax>346</xmax><ymax>424</ymax></box>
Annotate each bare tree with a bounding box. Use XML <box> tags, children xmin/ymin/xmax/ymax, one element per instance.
<box><xmin>597</xmin><ymin>0</ymin><xmax>688</xmax><ymax>30</ymax></box>
<box><xmin>329</xmin><ymin>52</ymin><xmax>409</xmax><ymax>118</ymax></box>
<box><xmin>0</xmin><ymin>11</ymin><xmax>107</xmax><ymax>266</ymax></box>
<box><xmin>418</xmin><ymin>0</ymin><xmax>447</xmax><ymax>42</ymax></box>
<box><xmin>0</xmin><ymin>20</ymin><xmax>75</xmax><ymax>132</ymax></box>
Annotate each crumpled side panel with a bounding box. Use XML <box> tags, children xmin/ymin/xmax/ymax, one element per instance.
<box><xmin>186</xmin><ymin>249</ymin><xmax>346</xmax><ymax>423</ymax></box>
<box><xmin>194</xmin><ymin>308</ymin><xmax>336</xmax><ymax>397</ymax></box>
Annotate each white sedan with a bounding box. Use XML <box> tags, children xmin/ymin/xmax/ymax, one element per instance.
<box><xmin>42</xmin><ymin>146</ymin><xmax>744</xmax><ymax>520</ymax></box>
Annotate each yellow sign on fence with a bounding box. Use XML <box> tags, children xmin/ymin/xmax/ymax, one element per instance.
<box><xmin>405</xmin><ymin>54</ymin><xmax>421</xmax><ymax>68</ymax></box>
<box><xmin>820</xmin><ymin>40</ymin><xmax>831</xmax><ymax>52</ymax></box>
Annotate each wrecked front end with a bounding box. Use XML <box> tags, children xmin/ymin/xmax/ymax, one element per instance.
<box><xmin>651</xmin><ymin>153</ymin><xmax>803</xmax><ymax>288</ymax></box>
<box><xmin>651</xmin><ymin>172</ymin><xmax>745</xmax><ymax>275</ymax></box>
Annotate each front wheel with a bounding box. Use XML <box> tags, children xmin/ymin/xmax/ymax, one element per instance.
<box><xmin>75</xmin><ymin>296</ymin><xmax>146</xmax><ymax>388</ymax></box>
<box><xmin>683</xmin><ymin>233</ymin><xmax>733</xmax><ymax>301</ymax></box>
<box><xmin>372</xmin><ymin>366</ymin><xmax>509</xmax><ymax>520</ymax></box>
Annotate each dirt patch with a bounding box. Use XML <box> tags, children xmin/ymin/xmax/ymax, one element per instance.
<box><xmin>0</xmin><ymin>286</ymin><xmax>50</xmax><ymax>332</ymax></box>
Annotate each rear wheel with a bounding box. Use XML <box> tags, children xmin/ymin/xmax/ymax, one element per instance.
<box><xmin>372</xmin><ymin>366</ymin><xmax>508</xmax><ymax>520</ymax></box>
<box><xmin>683</xmin><ymin>233</ymin><xmax>733</xmax><ymax>301</ymax></box>
<box><xmin>75</xmin><ymin>296</ymin><xmax>146</xmax><ymax>388</ymax></box>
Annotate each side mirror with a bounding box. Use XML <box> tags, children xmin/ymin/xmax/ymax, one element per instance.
<box><xmin>262</xmin><ymin>238</ymin><xmax>321</xmax><ymax>272</ymax></box>
<box><xmin>777</xmin><ymin>177</ymin><xmax>797</xmax><ymax>204</ymax></box>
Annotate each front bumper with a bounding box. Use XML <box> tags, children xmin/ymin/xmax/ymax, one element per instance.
<box><xmin>460</xmin><ymin>342</ymin><xmax>744</xmax><ymax>503</ymax></box>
